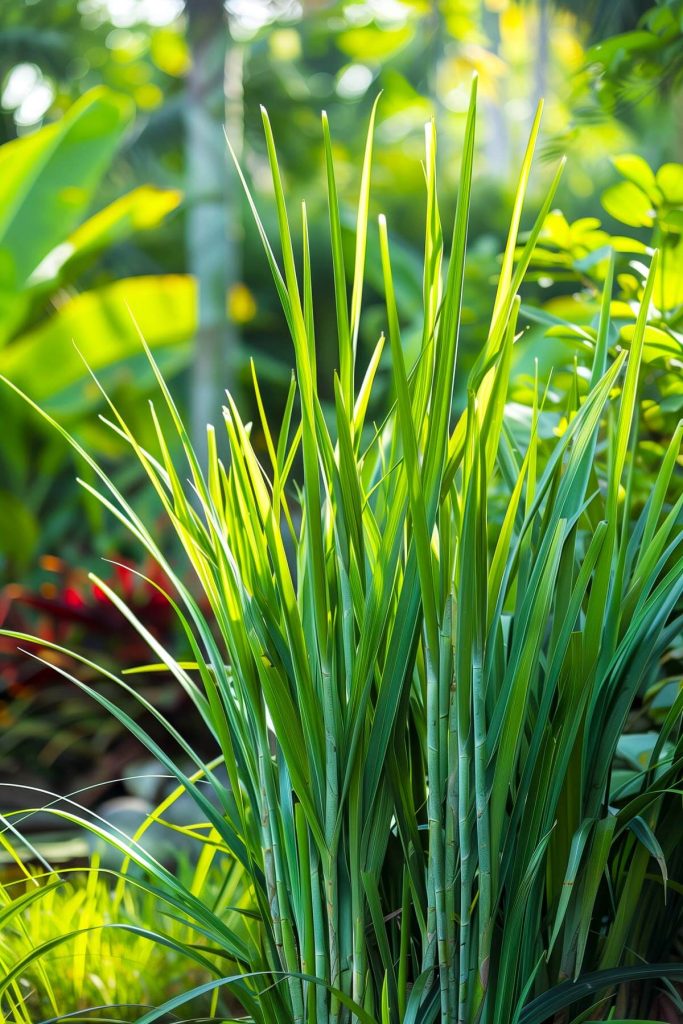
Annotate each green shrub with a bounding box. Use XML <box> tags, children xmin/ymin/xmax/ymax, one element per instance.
<box><xmin>3</xmin><ymin>79</ymin><xmax>683</xmax><ymax>1023</ymax></box>
<box><xmin>523</xmin><ymin>151</ymin><xmax>683</xmax><ymax>513</ymax></box>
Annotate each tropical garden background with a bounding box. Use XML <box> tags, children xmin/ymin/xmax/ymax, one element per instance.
<box><xmin>0</xmin><ymin>0</ymin><xmax>683</xmax><ymax>1020</ymax></box>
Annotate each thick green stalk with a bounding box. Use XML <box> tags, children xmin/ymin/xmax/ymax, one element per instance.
<box><xmin>322</xmin><ymin>648</ymin><xmax>341</xmax><ymax>1024</ymax></box>
<box><xmin>457</xmin><ymin>743</ymin><xmax>473</xmax><ymax>1024</ymax></box>
<box><xmin>325</xmin><ymin>858</ymin><xmax>340</xmax><ymax>1024</ymax></box>
<box><xmin>398</xmin><ymin>870</ymin><xmax>411</xmax><ymax>1018</ymax></box>
<box><xmin>295</xmin><ymin>804</ymin><xmax>315</xmax><ymax>1024</ymax></box>
<box><xmin>445</xmin><ymin>612</ymin><xmax>460</xmax><ymax>1009</ymax></box>
<box><xmin>259</xmin><ymin>748</ymin><xmax>285</xmax><ymax>968</ymax></box>
<box><xmin>260</xmin><ymin>739</ymin><xmax>305</xmax><ymax>1023</ymax></box>
<box><xmin>471</xmin><ymin>446</ymin><xmax>491</xmax><ymax>1023</ymax></box>
<box><xmin>350</xmin><ymin>768</ymin><xmax>367</xmax><ymax>1011</ymax></box>
<box><xmin>311</xmin><ymin>843</ymin><xmax>328</xmax><ymax>1024</ymax></box>
<box><xmin>426</xmin><ymin>635</ymin><xmax>450</xmax><ymax>1022</ymax></box>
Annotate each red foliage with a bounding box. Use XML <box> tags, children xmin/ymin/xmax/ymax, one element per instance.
<box><xmin>0</xmin><ymin>555</ymin><xmax>207</xmax><ymax>808</ymax></box>
<box><xmin>0</xmin><ymin>555</ymin><xmax>176</xmax><ymax>697</ymax></box>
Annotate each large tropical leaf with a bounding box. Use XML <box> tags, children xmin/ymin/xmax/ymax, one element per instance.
<box><xmin>0</xmin><ymin>274</ymin><xmax>195</xmax><ymax>415</ymax></box>
<box><xmin>0</xmin><ymin>86</ymin><xmax>134</xmax><ymax>342</ymax></box>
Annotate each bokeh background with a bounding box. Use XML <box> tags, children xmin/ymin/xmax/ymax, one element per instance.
<box><xmin>1</xmin><ymin>0</ymin><xmax>682</xmax><ymax>815</ymax></box>
<box><xmin>2</xmin><ymin>0</ymin><xmax>682</xmax><ymax>569</ymax></box>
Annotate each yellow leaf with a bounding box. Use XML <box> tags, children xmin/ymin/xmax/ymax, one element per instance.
<box><xmin>228</xmin><ymin>282</ymin><xmax>257</xmax><ymax>324</ymax></box>
<box><xmin>151</xmin><ymin>27</ymin><xmax>191</xmax><ymax>77</ymax></box>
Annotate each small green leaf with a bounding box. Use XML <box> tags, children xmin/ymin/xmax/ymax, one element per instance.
<box><xmin>619</xmin><ymin>322</ymin><xmax>682</xmax><ymax>362</ymax></box>
<box><xmin>612</xmin><ymin>153</ymin><xmax>657</xmax><ymax>197</ymax></box>
<box><xmin>656</xmin><ymin>162</ymin><xmax>683</xmax><ymax>204</ymax></box>
<box><xmin>601</xmin><ymin>181</ymin><xmax>655</xmax><ymax>227</ymax></box>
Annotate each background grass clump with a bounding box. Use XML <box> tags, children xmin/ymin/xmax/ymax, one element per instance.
<box><xmin>0</xmin><ymin>863</ymin><xmax>216</xmax><ymax>1023</ymax></box>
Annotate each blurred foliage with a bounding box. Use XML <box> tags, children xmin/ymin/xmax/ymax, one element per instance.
<box><xmin>521</xmin><ymin>149</ymin><xmax>683</xmax><ymax>509</ymax></box>
<box><xmin>586</xmin><ymin>0</ymin><xmax>683</xmax><ymax>108</ymax></box>
<box><xmin>0</xmin><ymin>0</ymin><xmax>680</xmax><ymax>569</ymax></box>
<box><xmin>0</xmin><ymin>86</ymin><xmax>191</xmax><ymax>574</ymax></box>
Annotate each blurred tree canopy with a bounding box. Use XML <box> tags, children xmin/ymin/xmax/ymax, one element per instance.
<box><xmin>0</xmin><ymin>0</ymin><xmax>681</xmax><ymax>574</ymax></box>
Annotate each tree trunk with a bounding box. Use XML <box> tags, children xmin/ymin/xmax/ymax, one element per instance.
<box><xmin>481</xmin><ymin>4</ymin><xmax>509</xmax><ymax>178</ymax></box>
<box><xmin>185</xmin><ymin>0</ymin><xmax>240</xmax><ymax>463</ymax></box>
<box><xmin>534</xmin><ymin>0</ymin><xmax>550</xmax><ymax>109</ymax></box>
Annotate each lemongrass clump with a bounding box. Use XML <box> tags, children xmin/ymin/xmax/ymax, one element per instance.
<box><xmin>2</xmin><ymin>79</ymin><xmax>683</xmax><ymax>1024</ymax></box>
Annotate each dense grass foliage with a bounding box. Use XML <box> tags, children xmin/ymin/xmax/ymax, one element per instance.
<box><xmin>2</xmin><ymin>80</ymin><xmax>683</xmax><ymax>1023</ymax></box>
<box><xmin>0</xmin><ymin>858</ymin><xmax>218</xmax><ymax>1023</ymax></box>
